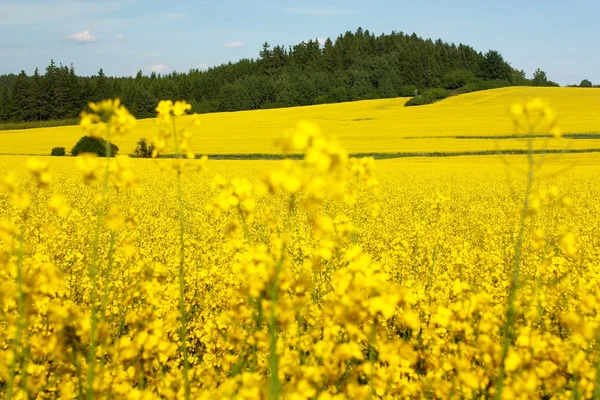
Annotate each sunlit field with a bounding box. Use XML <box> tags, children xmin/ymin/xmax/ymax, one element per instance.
<box><xmin>2</xmin><ymin>94</ymin><xmax>600</xmax><ymax>399</ymax></box>
<box><xmin>0</xmin><ymin>87</ymin><xmax>599</xmax><ymax>156</ymax></box>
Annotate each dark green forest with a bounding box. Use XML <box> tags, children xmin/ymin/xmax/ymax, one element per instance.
<box><xmin>0</xmin><ymin>27</ymin><xmax>574</xmax><ymax>124</ymax></box>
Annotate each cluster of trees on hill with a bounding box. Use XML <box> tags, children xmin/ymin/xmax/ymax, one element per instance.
<box><xmin>567</xmin><ymin>79</ymin><xmax>598</xmax><ymax>88</ymax></box>
<box><xmin>0</xmin><ymin>28</ymin><xmax>563</xmax><ymax>123</ymax></box>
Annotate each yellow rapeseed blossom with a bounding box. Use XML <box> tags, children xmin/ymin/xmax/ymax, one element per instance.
<box><xmin>76</xmin><ymin>152</ymin><xmax>99</xmax><ymax>184</ymax></box>
<box><xmin>2</xmin><ymin>96</ymin><xmax>600</xmax><ymax>399</ymax></box>
<box><xmin>80</xmin><ymin>98</ymin><xmax>136</xmax><ymax>138</ymax></box>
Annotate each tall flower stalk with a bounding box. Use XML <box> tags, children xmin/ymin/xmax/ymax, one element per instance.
<box><xmin>495</xmin><ymin>98</ymin><xmax>561</xmax><ymax>398</ymax></box>
<box><xmin>154</xmin><ymin>100</ymin><xmax>196</xmax><ymax>400</ymax></box>
<box><xmin>78</xmin><ymin>99</ymin><xmax>136</xmax><ymax>398</ymax></box>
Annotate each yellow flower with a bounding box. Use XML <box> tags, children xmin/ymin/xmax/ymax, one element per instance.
<box><xmin>173</xmin><ymin>101</ymin><xmax>192</xmax><ymax>117</ymax></box>
<box><xmin>26</xmin><ymin>157</ymin><xmax>51</xmax><ymax>188</ymax></box>
<box><xmin>559</xmin><ymin>230</ymin><xmax>577</xmax><ymax>257</ymax></box>
<box><xmin>104</xmin><ymin>206</ymin><xmax>125</xmax><ymax>231</ymax></box>
<box><xmin>156</xmin><ymin>100</ymin><xmax>173</xmax><ymax>117</ymax></box>
<box><xmin>76</xmin><ymin>153</ymin><xmax>99</xmax><ymax>184</ymax></box>
<box><xmin>0</xmin><ymin>219</ymin><xmax>19</xmax><ymax>242</ymax></box>
<box><xmin>49</xmin><ymin>194</ymin><xmax>71</xmax><ymax>218</ymax></box>
<box><xmin>2</xmin><ymin>171</ymin><xmax>18</xmax><ymax>194</ymax></box>
<box><xmin>505</xmin><ymin>349</ymin><xmax>522</xmax><ymax>372</ymax></box>
<box><xmin>11</xmin><ymin>191</ymin><xmax>31</xmax><ymax>211</ymax></box>
<box><xmin>81</xmin><ymin>98</ymin><xmax>136</xmax><ymax>138</ymax></box>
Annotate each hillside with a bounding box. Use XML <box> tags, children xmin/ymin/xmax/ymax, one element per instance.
<box><xmin>0</xmin><ymin>27</ymin><xmax>546</xmax><ymax>124</ymax></box>
<box><xmin>1</xmin><ymin>87</ymin><xmax>599</xmax><ymax>156</ymax></box>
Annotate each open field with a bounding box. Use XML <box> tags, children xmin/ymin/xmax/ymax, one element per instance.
<box><xmin>1</xmin><ymin>147</ymin><xmax>600</xmax><ymax>397</ymax></box>
<box><xmin>2</xmin><ymin>92</ymin><xmax>600</xmax><ymax>398</ymax></box>
<box><xmin>1</xmin><ymin>87</ymin><xmax>599</xmax><ymax>156</ymax></box>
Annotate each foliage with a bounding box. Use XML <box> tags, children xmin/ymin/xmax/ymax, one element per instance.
<box><xmin>478</xmin><ymin>50</ymin><xmax>512</xmax><ymax>81</ymax></box>
<box><xmin>532</xmin><ymin>68</ymin><xmax>549</xmax><ymax>86</ymax></box>
<box><xmin>0</xmin><ymin>28</ymin><xmax>545</xmax><ymax>123</ymax></box>
<box><xmin>132</xmin><ymin>137</ymin><xmax>156</xmax><ymax>158</ymax></box>
<box><xmin>399</xmin><ymin>85</ymin><xmax>418</xmax><ymax>97</ymax></box>
<box><xmin>442</xmin><ymin>69</ymin><xmax>475</xmax><ymax>90</ymax></box>
<box><xmin>71</xmin><ymin>135</ymin><xmax>119</xmax><ymax>157</ymax></box>
<box><xmin>50</xmin><ymin>147</ymin><xmax>65</xmax><ymax>156</ymax></box>
<box><xmin>580</xmin><ymin>79</ymin><xmax>593</xmax><ymax>88</ymax></box>
<box><xmin>531</xmin><ymin>68</ymin><xmax>559</xmax><ymax>87</ymax></box>
<box><xmin>405</xmin><ymin>87</ymin><xmax>449</xmax><ymax>106</ymax></box>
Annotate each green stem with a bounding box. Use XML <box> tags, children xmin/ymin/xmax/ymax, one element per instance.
<box><xmin>101</xmin><ymin>232</ymin><xmax>116</xmax><ymax>322</ymax></box>
<box><xmin>268</xmin><ymin>195</ymin><xmax>295</xmax><ymax>399</ymax></box>
<box><xmin>73</xmin><ymin>342</ymin><xmax>84</xmax><ymax>400</ymax></box>
<box><xmin>368</xmin><ymin>321</ymin><xmax>377</xmax><ymax>399</ymax></box>
<box><xmin>268</xmin><ymin>256</ymin><xmax>283</xmax><ymax>400</ymax></box>
<box><xmin>99</xmin><ymin>231</ymin><xmax>117</xmax><ymax>375</ymax></box>
<box><xmin>237</xmin><ymin>205</ymin><xmax>253</xmax><ymax>245</ymax></box>
<box><xmin>87</xmin><ymin>126</ymin><xmax>112</xmax><ymax>399</ymax></box>
<box><xmin>6</xmin><ymin>230</ymin><xmax>26</xmax><ymax>400</ymax></box>
<box><xmin>495</xmin><ymin>131</ymin><xmax>535</xmax><ymax>399</ymax></box>
<box><xmin>172</xmin><ymin>117</ymin><xmax>190</xmax><ymax>400</ymax></box>
<box><xmin>593</xmin><ymin>327</ymin><xmax>600</xmax><ymax>399</ymax></box>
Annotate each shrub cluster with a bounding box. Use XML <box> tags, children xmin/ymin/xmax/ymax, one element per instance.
<box><xmin>399</xmin><ymin>85</ymin><xmax>418</xmax><ymax>97</ymax></box>
<box><xmin>405</xmin><ymin>88</ymin><xmax>450</xmax><ymax>107</ymax></box>
<box><xmin>132</xmin><ymin>137</ymin><xmax>156</xmax><ymax>158</ymax></box>
<box><xmin>405</xmin><ymin>76</ymin><xmax>516</xmax><ymax>107</ymax></box>
<box><xmin>71</xmin><ymin>135</ymin><xmax>119</xmax><ymax>157</ymax></box>
<box><xmin>50</xmin><ymin>147</ymin><xmax>66</xmax><ymax>156</ymax></box>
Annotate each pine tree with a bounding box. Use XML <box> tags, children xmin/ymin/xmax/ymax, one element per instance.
<box><xmin>10</xmin><ymin>71</ymin><xmax>31</xmax><ymax>121</ymax></box>
<box><xmin>479</xmin><ymin>50</ymin><xmax>511</xmax><ymax>81</ymax></box>
<box><xmin>30</xmin><ymin>68</ymin><xmax>45</xmax><ymax>121</ymax></box>
<box><xmin>0</xmin><ymin>86</ymin><xmax>10</xmax><ymax>122</ymax></box>
<box><xmin>0</xmin><ymin>28</ymin><xmax>539</xmax><ymax>120</ymax></box>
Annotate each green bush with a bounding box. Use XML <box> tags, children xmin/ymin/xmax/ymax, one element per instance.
<box><xmin>427</xmin><ymin>88</ymin><xmax>450</xmax><ymax>99</ymax></box>
<box><xmin>480</xmin><ymin>79</ymin><xmax>511</xmax><ymax>90</ymax></box>
<box><xmin>405</xmin><ymin>94</ymin><xmax>430</xmax><ymax>107</ymax></box>
<box><xmin>260</xmin><ymin>102</ymin><xmax>291</xmax><ymax>110</ymax></box>
<box><xmin>405</xmin><ymin>88</ymin><xmax>449</xmax><ymax>107</ymax></box>
<box><xmin>71</xmin><ymin>136</ymin><xmax>119</xmax><ymax>157</ymax></box>
<box><xmin>451</xmin><ymin>86</ymin><xmax>472</xmax><ymax>95</ymax></box>
<box><xmin>133</xmin><ymin>137</ymin><xmax>156</xmax><ymax>158</ymax></box>
<box><xmin>442</xmin><ymin>70</ymin><xmax>475</xmax><ymax>90</ymax></box>
<box><xmin>327</xmin><ymin>87</ymin><xmax>351</xmax><ymax>103</ymax></box>
<box><xmin>462</xmin><ymin>82</ymin><xmax>481</xmax><ymax>93</ymax></box>
<box><xmin>355</xmin><ymin>91</ymin><xmax>380</xmax><ymax>101</ymax></box>
<box><xmin>399</xmin><ymin>85</ymin><xmax>418</xmax><ymax>97</ymax></box>
<box><xmin>50</xmin><ymin>147</ymin><xmax>66</xmax><ymax>157</ymax></box>
<box><xmin>313</xmin><ymin>96</ymin><xmax>330</xmax><ymax>105</ymax></box>
<box><xmin>466</xmin><ymin>78</ymin><xmax>485</xmax><ymax>90</ymax></box>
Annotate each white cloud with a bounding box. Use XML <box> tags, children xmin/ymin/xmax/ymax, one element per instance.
<box><xmin>284</xmin><ymin>8</ymin><xmax>354</xmax><ymax>16</ymax></box>
<box><xmin>224</xmin><ymin>40</ymin><xmax>245</xmax><ymax>48</ymax></box>
<box><xmin>116</xmin><ymin>33</ymin><xmax>125</xmax><ymax>41</ymax></box>
<box><xmin>197</xmin><ymin>64</ymin><xmax>209</xmax><ymax>71</ymax></box>
<box><xmin>67</xmin><ymin>29</ymin><xmax>96</xmax><ymax>43</ymax></box>
<box><xmin>151</xmin><ymin>64</ymin><xmax>171</xmax><ymax>73</ymax></box>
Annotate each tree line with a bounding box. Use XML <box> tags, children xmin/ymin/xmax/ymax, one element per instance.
<box><xmin>0</xmin><ymin>27</ymin><xmax>572</xmax><ymax>123</ymax></box>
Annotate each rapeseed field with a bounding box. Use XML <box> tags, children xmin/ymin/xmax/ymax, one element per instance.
<box><xmin>0</xmin><ymin>87</ymin><xmax>599</xmax><ymax>156</ymax></box>
<box><xmin>1</xmin><ymin>95</ymin><xmax>600</xmax><ymax>399</ymax></box>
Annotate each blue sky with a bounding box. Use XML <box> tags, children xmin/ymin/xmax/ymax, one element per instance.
<box><xmin>0</xmin><ymin>0</ymin><xmax>598</xmax><ymax>85</ymax></box>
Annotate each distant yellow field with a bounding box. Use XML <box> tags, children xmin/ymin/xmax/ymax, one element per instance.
<box><xmin>0</xmin><ymin>86</ymin><xmax>599</xmax><ymax>155</ymax></box>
